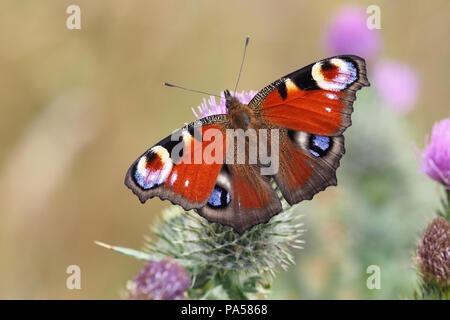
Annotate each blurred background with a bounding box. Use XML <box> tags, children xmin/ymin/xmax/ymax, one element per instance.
<box><xmin>0</xmin><ymin>0</ymin><xmax>448</xmax><ymax>299</ymax></box>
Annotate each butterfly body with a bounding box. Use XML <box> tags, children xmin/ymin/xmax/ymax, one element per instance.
<box><xmin>125</xmin><ymin>55</ymin><xmax>369</xmax><ymax>233</ymax></box>
<box><xmin>222</xmin><ymin>90</ymin><xmax>256</xmax><ymax>131</ymax></box>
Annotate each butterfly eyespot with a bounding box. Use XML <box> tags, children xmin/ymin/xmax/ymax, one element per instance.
<box><xmin>308</xmin><ymin>134</ymin><xmax>332</xmax><ymax>157</ymax></box>
<box><xmin>311</xmin><ymin>58</ymin><xmax>357</xmax><ymax>91</ymax></box>
<box><xmin>207</xmin><ymin>185</ymin><xmax>231</xmax><ymax>209</ymax></box>
<box><xmin>133</xmin><ymin>146</ymin><xmax>173</xmax><ymax>190</ymax></box>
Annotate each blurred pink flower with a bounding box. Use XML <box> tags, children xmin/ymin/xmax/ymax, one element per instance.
<box><xmin>192</xmin><ymin>90</ymin><xmax>257</xmax><ymax>119</ymax></box>
<box><xmin>127</xmin><ymin>259</ymin><xmax>191</xmax><ymax>300</ymax></box>
<box><xmin>323</xmin><ymin>5</ymin><xmax>381</xmax><ymax>60</ymax></box>
<box><xmin>373</xmin><ymin>61</ymin><xmax>420</xmax><ymax>113</ymax></box>
<box><xmin>420</xmin><ymin>117</ymin><xmax>450</xmax><ymax>189</ymax></box>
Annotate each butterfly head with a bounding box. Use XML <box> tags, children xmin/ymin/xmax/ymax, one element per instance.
<box><xmin>224</xmin><ymin>89</ymin><xmax>255</xmax><ymax>130</ymax></box>
<box><xmin>224</xmin><ymin>89</ymin><xmax>242</xmax><ymax>110</ymax></box>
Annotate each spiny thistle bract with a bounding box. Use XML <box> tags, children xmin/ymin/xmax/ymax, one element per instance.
<box><xmin>99</xmin><ymin>191</ymin><xmax>304</xmax><ymax>300</ymax></box>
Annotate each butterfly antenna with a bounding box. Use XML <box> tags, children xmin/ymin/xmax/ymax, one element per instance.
<box><xmin>233</xmin><ymin>35</ymin><xmax>250</xmax><ymax>94</ymax></box>
<box><xmin>164</xmin><ymin>82</ymin><xmax>221</xmax><ymax>98</ymax></box>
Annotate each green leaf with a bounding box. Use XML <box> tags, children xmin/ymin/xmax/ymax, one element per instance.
<box><xmin>95</xmin><ymin>241</ymin><xmax>151</xmax><ymax>261</ymax></box>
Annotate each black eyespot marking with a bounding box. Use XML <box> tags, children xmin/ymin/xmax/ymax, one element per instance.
<box><xmin>287</xmin><ymin>129</ymin><xmax>297</xmax><ymax>143</ymax></box>
<box><xmin>145</xmin><ymin>149</ymin><xmax>157</xmax><ymax>162</ymax></box>
<box><xmin>309</xmin><ymin>134</ymin><xmax>333</xmax><ymax>157</ymax></box>
<box><xmin>207</xmin><ymin>185</ymin><xmax>231</xmax><ymax>209</ymax></box>
<box><xmin>222</xmin><ymin>164</ymin><xmax>231</xmax><ymax>175</ymax></box>
<box><xmin>277</xmin><ymin>81</ymin><xmax>287</xmax><ymax>99</ymax></box>
<box><xmin>321</xmin><ymin>60</ymin><xmax>334</xmax><ymax>70</ymax></box>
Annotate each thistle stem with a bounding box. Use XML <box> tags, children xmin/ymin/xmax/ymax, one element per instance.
<box><xmin>444</xmin><ymin>189</ymin><xmax>450</xmax><ymax>220</ymax></box>
<box><xmin>218</xmin><ymin>271</ymin><xmax>249</xmax><ymax>300</ymax></box>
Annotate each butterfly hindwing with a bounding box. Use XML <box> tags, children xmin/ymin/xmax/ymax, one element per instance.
<box><xmin>274</xmin><ymin>128</ymin><xmax>345</xmax><ymax>205</ymax></box>
<box><xmin>249</xmin><ymin>55</ymin><xmax>369</xmax><ymax>136</ymax></box>
<box><xmin>198</xmin><ymin>164</ymin><xmax>282</xmax><ymax>234</ymax></box>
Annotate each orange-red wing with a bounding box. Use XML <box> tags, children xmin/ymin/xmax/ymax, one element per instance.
<box><xmin>249</xmin><ymin>55</ymin><xmax>369</xmax><ymax>136</ymax></box>
<box><xmin>164</xmin><ymin>124</ymin><xmax>225</xmax><ymax>205</ymax></box>
<box><xmin>274</xmin><ymin>129</ymin><xmax>346</xmax><ymax>205</ymax></box>
<box><xmin>125</xmin><ymin>120</ymin><xmax>227</xmax><ymax>210</ymax></box>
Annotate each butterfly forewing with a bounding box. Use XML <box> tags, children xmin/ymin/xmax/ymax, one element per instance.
<box><xmin>125</xmin><ymin>120</ymin><xmax>227</xmax><ymax>209</ymax></box>
<box><xmin>249</xmin><ymin>55</ymin><xmax>369</xmax><ymax>136</ymax></box>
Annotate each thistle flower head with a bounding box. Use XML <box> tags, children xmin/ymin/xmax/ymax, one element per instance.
<box><xmin>143</xmin><ymin>195</ymin><xmax>304</xmax><ymax>299</ymax></box>
<box><xmin>420</xmin><ymin>117</ymin><xmax>450</xmax><ymax>189</ymax></box>
<box><xmin>126</xmin><ymin>259</ymin><xmax>191</xmax><ymax>300</ymax></box>
<box><xmin>101</xmin><ymin>197</ymin><xmax>304</xmax><ymax>299</ymax></box>
<box><xmin>417</xmin><ymin>217</ymin><xmax>450</xmax><ymax>287</ymax></box>
<box><xmin>191</xmin><ymin>90</ymin><xmax>257</xmax><ymax>119</ymax></box>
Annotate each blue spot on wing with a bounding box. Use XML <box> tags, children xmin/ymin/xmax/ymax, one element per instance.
<box><xmin>207</xmin><ymin>185</ymin><xmax>231</xmax><ymax>208</ymax></box>
<box><xmin>208</xmin><ymin>188</ymin><xmax>222</xmax><ymax>207</ymax></box>
<box><xmin>309</xmin><ymin>135</ymin><xmax>331</xmax><ymax>157</ymax></box>
<box><xmin>309</xmin><ymin>149</ymin><xmax>320</xmax><ymax>157</ymax></box>
<box><xmin>313</xmin><ymin>135</ymin><xmax>330</xmax><ymax>150</ymax></box>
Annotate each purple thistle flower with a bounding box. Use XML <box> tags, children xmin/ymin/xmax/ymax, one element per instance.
<box><xmin>323</xmin><ymin>5</ymin><xmax>382</xmax><ymax>60</ymax></box>
<box><xmin>191</xmin><ymin>90</ymin><xmax>257</xmax><ymax>119</ymax></box>
<box><xmin>420</xmin><ymin>117</ymin><xmax>450</xmax><ymax>189</ymax></box>
<box><xmin>373</xmin><ymin>61</ymin><xmax>420</xmax><ymax>113</ymax></box>
<box><xmin>127</xmin><ymin>259</ymin><xmax>191</xmax><ymax>300</ymax></box>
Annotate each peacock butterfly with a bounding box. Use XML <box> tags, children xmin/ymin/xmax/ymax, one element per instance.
<box><xmin>125</xmin><ymin>42</ymin><xmax>369</xmax><ymax>234</ymax></box>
